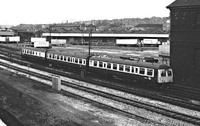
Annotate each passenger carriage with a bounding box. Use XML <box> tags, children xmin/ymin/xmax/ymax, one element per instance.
<box><xmin>21</xmin><ymin>47</ymin><xmax>173</xmax><ymax>85</ymax></box>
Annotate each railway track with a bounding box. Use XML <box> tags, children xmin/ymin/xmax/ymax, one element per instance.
<box><xmin>0</xmin><ymin>56</ymin><xmax>200</xmax><ymax>125</ymax></box>
<box><xmin>165</xmin><ymin>85</ymin><xmax>200</xmax><ymax>101</ymax></box>
<box><xmin>1</xmin><ymin>50</ymin><xmax>200</xmax><ymax>111</ymax></box>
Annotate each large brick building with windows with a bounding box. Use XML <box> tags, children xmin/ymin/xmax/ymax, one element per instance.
<box><xmin>167</xmin><ymin>0</ymin><xmax>200</xmax><ymax>87</ymax></box>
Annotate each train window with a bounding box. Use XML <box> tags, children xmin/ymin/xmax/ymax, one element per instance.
<box><xmin>71</xmin><ymin>57</ymin><xmax>74</xmax><ymax>62</ymax></box>
<box><xmin>107</xmin><ymin>63</ymin><xmax>112</xmax><ymax>69</ymax></box>
<box><xmin>167</xmin><ymin>70</ymin><xmax>172</xmax><ymax>76</ymax></box>
<box><xmin>99</xmin><ymin>61</ymin><xmax>103</xmax><ymax>67</ymax></box>
<box><xmin>83</xmin><ymin>59</ymin><xmax>86</xmax><ymax>65</ymax></box>
<box><xmin>79</xmin><ymin>59</ymin><xmax>82</xmax><ymax>64</ymax></box>
<box><xmin>57</xmin><ymin>55</ymin><xmax>60</xmax><ymax>60</ymax></box>
<box><xmin>147</xmin><ymin>69</ymin><xmax>153</xmax><ymax>76</ymax></box>
<box><xmin>64</xmin><ymin>56</ymin><xmax>66</xmax><ymax>61</ymax></box>
<box><xmin>113</xmin><ymin>64</ymin><xmax>117</xmax><ymax>70</ymax></box>
<box><xmin>139</xmin><ymin>68</ymin><xmax>145</xmax><ymax>75</ymax></box>
<box><xmin>60</xmin><ymin>56</ymin><xmax>63</xmax><ymax>60</ymax></box>
<box><xmin>70</xmin><ymin>57</ymin><xmax>72</xmax><ymax>62</ymax></box>
<box><xmin>39</xmin><ymin>53</ymin><xmax>41</xmax><ymax>56</ymax></box>
<box><xmin>65</xmin><ymin>56</ymin><xmax>68</xmax><ymax>61</ymax></box>
<box><xmin>54</xmin><ymin>55</ymin><xmax>57</xmax><ymax>59</ymax></box>
<box><xmin>125</xmin><ymin>65</ymin><xmax>130</xmax><ymax>72</ymax></box>
<box><xmin>103</xmin><ymin>62</ymin><xmax>107</xmax><ymax>68</ymax></box>
<box><xmin>135</xmin><ymin>67</ymin><xmax>139</xmax><ymax>74</ymax></box>
<box><xmin>161</xmin><ymin>70</ymin><xmax>166</xmax><ymax>77</ymax></box>
<box><xmin>93</xmin><ymin>60</ymin><xmax>98</xmax><ymax>66</ymax></box>
<box><xmin>131</xmin><ymin>67</ymin><xmax>135</xmax><ymax>73</ymax></box>
<box><xmin>119</xmin><ymin>64</ymin><xmax>124</xmax><ymax>71</ymax></box>
<box><xmin>75</xmin><ymin>58</ymin><xmax>78</xmax><ymax>63</ymax></box>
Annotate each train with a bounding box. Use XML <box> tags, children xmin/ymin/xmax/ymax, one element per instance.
<box><xmin>21</xmin><ymin>47</ymin><xmax>173</xmax><ymax>85</ymax></box>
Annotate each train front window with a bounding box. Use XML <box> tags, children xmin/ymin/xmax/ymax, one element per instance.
<box><xmin>161</xmin><ymin>70</ymin><xmax>166</xmax><ymax>77</ymax></box>
<box><xmin>167</xmin><ymin>70</ymin><xmax>172</xmax><ymax>76</ymax></box>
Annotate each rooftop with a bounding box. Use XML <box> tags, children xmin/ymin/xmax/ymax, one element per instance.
<box><xmin>167</xmin><ymin>0</ymin><xmax>200</xmax><ymax>8</ymax></box>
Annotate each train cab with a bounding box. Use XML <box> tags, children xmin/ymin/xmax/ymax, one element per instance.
<box><xmin>158</xmin><ymin>69</ymin><xmax>173</xmax><ymax>84</ymax></box>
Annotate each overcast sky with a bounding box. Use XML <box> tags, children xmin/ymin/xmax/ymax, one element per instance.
<box><xmin>1</xmin><ymin>0</ymin><xmax>175</xmax><ymax>26</ymax></box>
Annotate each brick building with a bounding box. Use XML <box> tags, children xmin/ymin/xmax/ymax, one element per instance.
<box><xmin>167</xmin><ymin>0</ymin><xmax>200</xmax><ymax>87</ymax></box>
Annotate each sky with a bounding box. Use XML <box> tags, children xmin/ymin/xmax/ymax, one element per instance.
<box><xmin>1</xmin><ymin>0</ymin><xmax>175</xmax><ymax>26</ymax></box>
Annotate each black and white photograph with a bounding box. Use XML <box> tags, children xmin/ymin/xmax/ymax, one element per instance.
<box><xmin>0</xmin><ymin>0</ymin><xmax>200</xmax><ymax>125</ymax></box>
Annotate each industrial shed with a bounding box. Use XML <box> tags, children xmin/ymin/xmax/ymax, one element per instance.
<box><xmin>167</xmin><ymin>0</ymin><xmax>200</xmax><ymax>87</ymax></box>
